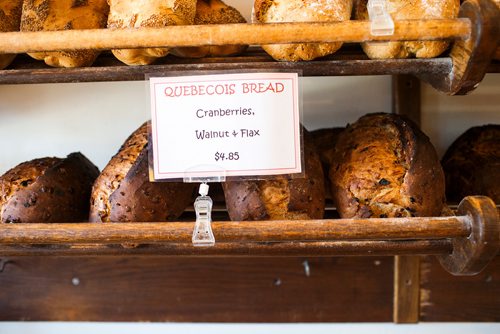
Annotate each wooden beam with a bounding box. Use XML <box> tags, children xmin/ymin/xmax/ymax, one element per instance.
<box><xmin>394</xmin><ymin>255</ymin><xmax>421</xmax><ymax>323</ymax></box>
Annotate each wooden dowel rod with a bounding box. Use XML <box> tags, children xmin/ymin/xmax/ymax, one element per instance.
<box><xmin>0</xmin><ymin>216</ymin><xmax>471</xmax><ymax>245</ymax></box>
<box><xmin>0</xmin><ymin>19</ymin><xmax>471</xmax><ymax>54</ymax></box>
<box><xmin>0</xmin><ymin>240</ymin><xmax>452</xmax><ymax>257</ymax></box>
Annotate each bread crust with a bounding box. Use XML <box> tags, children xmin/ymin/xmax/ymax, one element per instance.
<box><xmin>253</xmin><ymin>0</ymin><xmax>353</xmax><ymax>61</ymax></box>
<box><xmin>0</xmin><ymin>0</ymin><xmax>23</xmax><ymax>69</ymax></box>
<box><xmin>355</xmin><ymin>0</ymin><xmax>459</xmax><ymax>59</ymax></box>
<box><xmin>442</xmin><ymin>125</ymin><xmax>499</xmax><ymax>203</ymax></box>
<box><xmin>20</xmin><ymin>0</ymin><xmax>109</xmax><ymax>68</ymax></box>
<box><xmin>0</xmin><ymin>153</ymin><xmax>99</xmax><ymax>223</ymax></box>
<box><xmin>108</xmin><ymin>0</ymin><xmax>196</xmax><ymax>65</ymax></box>
<box><xmin>172</xmin><ymin>0</ymin><xmax>247</xmax><ymax>58</ymax></box>
<box><xmin>330</xmin><ymin>113</ymin><xmax>445</xmax><ymax>218</ymax></box>
<box><xmin>222</xmin><ymin>131</ymin><xmax>325</xmax><ymax>221</ymax></box>
<box><xmin>89</xmin><ymin>122</ymin><xmax>195</xmax><ymax>222</ymax></box>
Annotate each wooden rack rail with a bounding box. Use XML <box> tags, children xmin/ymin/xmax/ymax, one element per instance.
<box><xmin>1</xmin><ymin>196</ymin><xmax>498</xmax><ymax>277</ymax></box>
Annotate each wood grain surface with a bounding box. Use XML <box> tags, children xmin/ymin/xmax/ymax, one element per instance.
<box><xmin>0</xmin><ymin>256</ymin><xmax>394</xmax><ymax>322</ymax></box>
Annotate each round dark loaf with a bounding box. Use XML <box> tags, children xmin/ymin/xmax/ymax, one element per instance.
<box><xmin>442</xmin><ymin>125</ymin><xmax>499</xmax><ymax>203</ymax></box>
<box><xmin>330</xmin><ymin>113</ymin><xmax>445</xmax><ymax>218</ymax></box>
<box><xmin>0</xmin><ymin>152</ymin><xmax>99</xmax><ymax>223</ymax></box>
<box><xmin>222</xmin><ymin>131</ymin><xmax>325</xmax><ymax>221</ymax></box>
<box><xmin>89</xmin><ymin>122</ymin><xmax>196</xmax><ymax>222</ymax></box>
<box><xmin>310</xmin><ymin>127</ymin><xmax>344</xmax><ymax>200</ymax></box>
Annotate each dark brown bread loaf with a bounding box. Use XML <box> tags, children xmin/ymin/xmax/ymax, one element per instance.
<box><xmin>172</xmin><ymin>0</ymin><xmax>247</xmax><ymax>58</ymax></box>
<box><xmin>90</xmin><ymin>122</ymin><xmax>196</xmax><ymax>222</ymax></box>
<box><xmin>330</xmin><ymin>113</ymin><xmax>445</xmax><ymax>218</ymax></box>
<box><xmin>310</xmin><ymin>127</ymin><xmax>344</xmax><ymax>200</ymax></box>
<box><xmin>0</xmin><ymin>1</ymin><xmax>23</xmax><ymax>69</ymax></box>
<box><xmin>442</xmin><ymin>125</ymin><xmax>499</xmax><ymax>203</ymax></box>
<box><xmin>0</xmin><ymin>153</ymin><xmax>99</xmax><ymax>223</ymax></box>
<box><xmin>222</xmin><ymin>131</ymin><xmax>325</xmax><ymax>221</ymax></box>
<box><xmin>20</xmin><ymin>0</ymin><xmax>109</xmax><ymax>68</ymax></box>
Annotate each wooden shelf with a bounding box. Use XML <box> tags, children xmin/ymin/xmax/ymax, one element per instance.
<box><xmin>0</xmin><ymin>47</ymin><xmax>455</xmax><ymax>84</ymax></box>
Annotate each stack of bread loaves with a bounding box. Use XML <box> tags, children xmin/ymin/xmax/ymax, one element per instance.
<box><xmin>253</xmin><ymin>0</ymin><xmax>353</xmax><ymax>61</ymax></box>
<box><xmin>20</xmin><ymin>0</ymin><xmax>109</xmax><ymax>68</ymax></box>
<box><xmin>354</xmin><ymin>0</ymin><xmax>460</xmax><ymax>59</ymax></box>
<box><xmin>0</xmin><ymin>1</ymin><xmax>23</xmax><ymax>70</ymax></box>
<box><xmin>90</xmin><ymin>122</ymin><xmax>196</xmax><ymax>222</ymax></box>
<box><xmin>0</xmin><ymin>153</ymin><xmax>99</xmax><ymax>223</ymax></box>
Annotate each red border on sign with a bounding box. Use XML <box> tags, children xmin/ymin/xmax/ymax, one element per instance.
<box><xmin>150</xmin><ymin>73</ymin><xmax>301</xmax><ymax>179</ymax></box>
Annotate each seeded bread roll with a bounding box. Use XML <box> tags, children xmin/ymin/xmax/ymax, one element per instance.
<box><xmin>20</xmin><ymin>0</ymin><xmax>109</xmax><ymax>68</ymax></box>
<box><xmin>253</xmin><ymin>0</ymin><xmax>353</xmax><ymax>61</ymax></box>
<box><xmin>172</xmin><ymin>0</ymin><xmax>247</xmax><ymax>58</ymax></box>
<box><xmin>442</xmin><ymin>125</ymin><xmax>499</xmax><ymax>203</ymax></box>
<box><xmin>108</xmin><ymin>0</ymin><xmax>197</xmax><ymax>66</ymax></box>
<box><xmin>330</xmin><ymin>113</ymin><xmax>445</xmax><ymax>218</ymax></box>
<box><xmin>222</xmin><ymin>131</ymin><xmax>325</xmax><ymax>221</ymax></box>
<box><xmin>90</xmin><ymin>122</ymin><xmax>195</xmax><ymax>222</ymax></box>
<box><xmin>355</xmin><ymin>0</ymin><xmax>459</xmax><ymax>59</ymax></box>
<box><xmin>0</xmin><ymin>1</ymin><xmax>23</xmax><ymax>69</ymax></box>
<box><xmin>0</xmin><ymin>153</ymin><xmax>99</xmax><ymax>223</ymax></box>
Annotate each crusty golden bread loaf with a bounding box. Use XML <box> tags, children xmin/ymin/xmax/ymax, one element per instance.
<box><xmin>355</xmin><ymin>0</ymin><xmax>459</xmax><ymax>59</ymax></box>
<box><xmin>253</xmin><ymin>0</ymin><xmax>353</xmax><ymax>61</ymax></box>
<box><xmin>442</xmin><ymin>125</ymin><xmax>499</xmax><ymax>204</ymax></box>
<box><xmin>108</xmin><ymin>0</ymin><xmax>197</xmax><ymax>65</ymax></box>
<box><xmin>330</xmin><ymin>113</ymin><xmax>445</xmax><ymax>218</ymax></box>
<box><xmin>0</xmin><ymin>153</ymin><xmax>99</xmax><ymax>223</ymax></box>
<box><xmin>20</xmin><ymin>0</ymin><xmax>109</xmax><ymax>68</ymax></box>
<box><xmin>172</xmin><ymin>0</ymin><xmax>247</xmax><ymax>58</ymax></box>
<box><xmin>0</xmin><ymin>1</ymin><xmax>23</xmax><ymax>69</ymax></box>
<box><xmin>90</xmin><ymin>122</ymin><xmax>196</xmax><ymax>222</ymax></box>
<box><xmin>222</xmin><ymin>131</ymin><xmax>325</xmax><ymax>221</ymax></box>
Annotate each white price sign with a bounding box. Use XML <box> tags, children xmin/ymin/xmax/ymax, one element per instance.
<box><xmin>149</xmin><ymin>72</ymin><xmax>301</xmax><ymax>180</ymax></box>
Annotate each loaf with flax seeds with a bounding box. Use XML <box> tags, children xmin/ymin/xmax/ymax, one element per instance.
<box><xmin>172</xmin><ymin>0</ymin><xmax>247</xmax><ymax>58</ymax></box>
<box><xmin>442</xmin><ymin>125</ymin><xmax>499</xmax><ymax>203</ymax></box>
<box><xmin>107</xmin><ymin>0</ymin><xmax>196</xmax><ymax>65</ymax></box>
<box><xmin>0</xmin><ymin>153</ymin><xmax>99</xmax><ymax>223</ymax></box>
<box><xmin>253</xmin><ymin>0</ymin><xmax>353</xmax><ymax>61</ymax></box>
<box><xmin>222</xmin><ymin>131</ymin><xmax>325</xmax><ymax>221</ymax></box>
<box><xmin>89</xmin><ymin>122</ymin><xmax>196</xmax><ymax>222</ymax></box>
<box><xmin>20</xmin><ymin>0</ymin><xmax>109</xmax><ymax>67</ymax></box>
<box><xmin>329</xmin><ymin>113</ymin><xmax>445</xmax><ymax>218</ymax></box>
<box><xmin>354</xmin><ymin>0</ymin><xmax>459</xmax><ymax>59</ymax></box>
<box><xmin>0</xmin><ymin>1</ymin><xmax>23</xmax><ymax>69</ymax></box>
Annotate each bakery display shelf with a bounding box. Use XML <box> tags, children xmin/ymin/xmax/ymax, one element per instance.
<box><xmin>1</xmin><ymin>196</ymin><xmax>498</xmax><ymax>277</ymax></box>
<box><xmin>0</xmin><ymin>0</ymin><xmax>498</xmax><ymax>94</ymax></box>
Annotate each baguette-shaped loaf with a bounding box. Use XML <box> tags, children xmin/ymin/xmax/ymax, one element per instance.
<box><xmin>355</xmin><ymin>0</ymin><xmax>459</xmax><ymax>59</ymax></box>
<box><xmin>222</xmin><ymin>131</ymin><xmax>325</xmax><ymax>221</ymax></box>
<box><xmin>442</xmin><ymin>125</ymin><xmax>499</xmax><ymax>203</ymax></box>
<box><xmin>253</xmin><ymin>0</ymin><xmax>353</xmax><ymax>61</ymax></box>
<box><xmin>172</xmin><ymin>0</ymin><xmax>247</xmax><ymax>58</ymax></box>
<box><xmin>0</xmin><ymin>1</ymin><xmax>23</xmax><ymax>69</ymax></box>
<box><xmin>108</xmin><ymin>0</ymin><xmax>197</xmax><ymax>65</ymax></box>
<box><xmin>0</xmin><ymin>153</ymin><xmax>99</xmax><ymax>223</ymax></box>
<box><xmin>20</xmin><ymin>0</ymin><xmax>109</xmax><ymax>68</ymax></box>
<box><xmin>330</xmin><ymin>113</ymin><xmax>445</xmax><ymax>218</ymax></box>
<box><xmin>90</xmin><ymin>122</ymin><xmax>195</xmax><ymax>222</ymax></box>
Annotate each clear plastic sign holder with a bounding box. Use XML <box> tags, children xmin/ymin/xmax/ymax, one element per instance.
<box><xmin>367</xmin><ymin>0</ymin><xmax>394</xmax><ymax>36</ymax></box>
<box><xmin>184</xmin><ymin>165</ymin><xmax>226</xmax><ymax>247</ymax></box>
